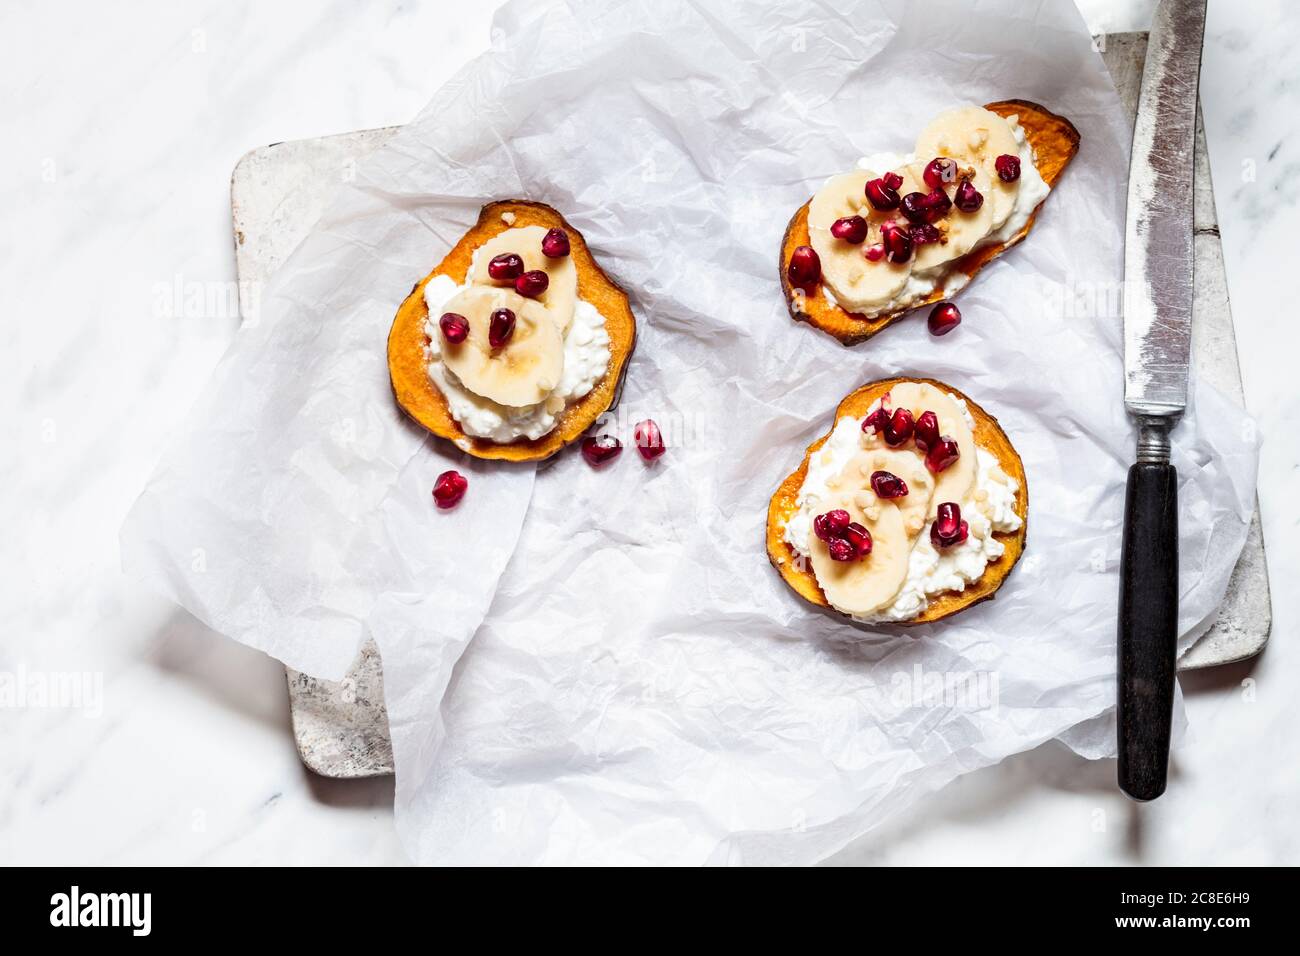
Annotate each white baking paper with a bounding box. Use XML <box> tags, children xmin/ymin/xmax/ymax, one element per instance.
<box><xmin>121</xmin><ymin>0</ymin><xmax>1259</xmax><ymax>864</ymax></box>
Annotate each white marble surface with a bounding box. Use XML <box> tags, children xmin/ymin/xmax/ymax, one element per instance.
<box><xmin>0</xmin><ymin>0</ymin><xmax>1294</xmax><ymax>865</ymax></box>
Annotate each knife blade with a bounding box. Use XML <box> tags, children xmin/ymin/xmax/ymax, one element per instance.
<box><xmin>1117</xmin><ymin>0</ymin><xmax>1206</xmax><ymax>803</ymax></box>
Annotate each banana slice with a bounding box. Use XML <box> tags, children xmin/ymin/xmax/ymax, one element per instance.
<box><xmin>914</xmin><ymin>106</ymin><xmax>1022</xmax><ymax>231</ymax></box>
<box><xmin>438</xmin><ymin>286</ymin><xmax>564</xmax><ymax>408</ymax></box>
<box><xmin>809</xmin><ymin>171</ymin><xmax>910</xmax><ymax>313</ymax></box>
<box><xmin>809</xmin><ymin>489</ymin><xmax>910</xmax><ymax>616</ymax></box>
<box><xmin>843</xmin><ymin>446</ymin><xmax>936</xmax><ymax>539</ymax></box>
<box><xmin>886</xmin><ymin>382</ymin><xmax>977</xmax><ymax>514</ymax></box>
<box><xmin>471</xmin><ymin>225</ymin><xmax>578</xmax><ymax>332</ymax></box>
<box><xmin>907</xmin><ymin>161</ymin><xmax>995</xmax><ymax>272</ymax></box>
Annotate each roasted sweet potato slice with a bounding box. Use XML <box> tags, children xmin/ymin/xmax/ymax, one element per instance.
<box><xmin>388</xmin><ymin>200</ymin><xmax>636</xmax><ymax>461</ymax></box>
<box><xmin>766</xmin><ymin>378</ymin><xmax>1028</xmax><ymax>625</ymax></box>
<box><xmin>779</xmin><ymin>100</ymin><xmax>1080</xmax><ymax>346</ymax></box>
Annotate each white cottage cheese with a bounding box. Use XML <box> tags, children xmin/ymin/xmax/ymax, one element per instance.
<box><xmin>782</xmin><ymin>394</ymin><xmax>1023</xmax><ymax>624</ymax></box>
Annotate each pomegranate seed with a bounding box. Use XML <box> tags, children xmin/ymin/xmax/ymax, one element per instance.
<box><xmin>930</xmin><ymin>502</ymin><xmax>969</xmax><ymax>548</ymax></box>
<box><xmin>830</xmin><ymin>215</ymin><xmax>868</xmax><ymax>244</ymax></box>
<box><xmin>954</xmin><ymin>177</ymin><xmax>983</xmax><ymax>213</ymax></box>
<box><xmin>910</xmin><ymin>223</ymin><xmax>942</xmax><ymax>246</ymax></box>
<box><xmin>488</xmin><ymin>308</ymin><xmax>516</xmax><ymax>348</ymax></box>
<box><xmin>864</xmin><ymin>243</ymin><xmax>885</xmax><ymax>262</ymax></box>
<box><xmin>861</xmin><ymin>403</ymin><xmax>891</xmax><ymax>436</ymax></box>
<box><xmin>843</xmin><ymin>521</ymin><xmax>873</xmax><ymax>557</ymax></box>
<box><xmin>438</xmin><ymin>311</ymin><xmax>469</xmax><ymax>344</ymax></box>
<box><xmin>882</xmin><ymin>171</ymin><xmax>904</xmax><ymax>191</ymax></box>
<box><xmin>432</xmin><ymin>470</ymin><xmax>468</xmax><ymax>509</ymax></box>
<box><xmin>828</xmin><ymin>537</ymin><xmax>857</xmax><ymax>562</ymax></box>
<box><xmin>927</xmin><ymin>301</ymin><xmax>961</xmax><ymax>336</ymax></box>
<box><xmin>487</xmin><ymin>253</ymin><xmax>524</xmax><ymax>281</ymax></box>
<box><xmin>925</xmin><ymin>436</ymin><xmax>961</xmax><ymax>474</ymax></box>
<box><xmin>813</xmin><ymin>509</ymin><xmax>851</xmax><ymax>543</ymax></box>
<box><xmin>881</xmin><ymin>221</ymin><xmax>913</xmax><ymax>264</ymax></box>
<box><xmin>913</xmin><ymin>410</ymin><xmax>940</xmax><ymax>452</ymax></box>
<box><xmin>788</xmin><ymin>245</ymin><xmax>821</xmax><ymax>290</ymax></box>
<box><xmin>883</xmin><ymin>408</ymin><xmax>914</xmax><ymax>446</ymax></box>
<box><xmin>515</xmin><ymin>270</ymin><xmax>549</xmax><ymax>298</ymax></box>
<box><xmin>633</xmin><ymin>419</ymin><xmax>666</xmax><ymax>461</ymax></box>
<box><xmin>870</xmin><ymin>470</ymin><xmax>909</xmax><ymax>498</ymax></box>
<box><xmin>865</xmin><ymin>177</ymin><xmax>900</xmax><ymax>211</ymax></box>
<box><xmin>923</xmin><ymin>157</ymin><xmax>957</xmax><ymax>189</ymax></box>
<box><xmin>581</xmin><ymin>434</ymin><xmax>622</xmax><ymax>467</ymax></box>
<box><xmin>900</xmin><ymin>189</ymin><xmax>952</xmax><ymax>225</ymax></box>
<box><xmin>995</xmin><ymin>154</ymin><xmax>1021</xmax><ymax>182</ymax></box>
<box><xmin>541</xmin><ymin>228</ymin><xmax>570</xmax><ymax>258</ymax></box>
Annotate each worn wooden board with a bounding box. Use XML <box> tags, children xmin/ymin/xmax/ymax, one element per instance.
<box><xmin>230</xmin><ymin>33</ymin><xmax>1271</xmax><ymax>778</ymax></box>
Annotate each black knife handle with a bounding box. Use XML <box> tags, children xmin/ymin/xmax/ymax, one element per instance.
<box><xmin>1117</xmin><ymin>460</ymin><xmax>1178</xmax><ymax>801</ymax></box>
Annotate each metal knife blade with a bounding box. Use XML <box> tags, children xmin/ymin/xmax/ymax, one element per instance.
<box><xmin>1123</xmin><ymin>0</ymin><xmax>1207</xmax><ymax>420</ymax></box>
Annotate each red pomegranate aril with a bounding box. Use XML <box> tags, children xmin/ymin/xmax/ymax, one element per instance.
<box><xmin>925</xmin><ymin>436</ymin><xmax>961</xmax><ymax>474</ymax></box>
<box><xmin>910</xmin><ymin>223</ymin><xmax>942</xmax><ymax>246</ymax></box>
<box><xmin>487</xmin><ymin>253</ymin><xmax>524</xmax><ymax>281</ymax></box>
<box><xmin>995</xmin><ymin>153</ymin><xmax>1021</xmax><ymax>182</ymax></box>
<box><xmin>830</xmin><ymin>215</ymin><xmax>869</xmax><ymax>244</ymax></box>
<box><xmin>865</xmin><ymin>177</ymin><xmax>901</xmax><ymax>211</ymax></box>
<box><xmin>913</xmin><ymin>410</ymin><xmax>940</xmax><ymax>452</ymax></box>
<box><xmin>488</xmin><ymin>308</ymin><xmax>516</xmax><ymax>348</ymax></box>
<box><xmin>862</xmin><ymin>403</ymin><xmax>891</xmax><ymax>436</ymax></box>
<box><xmin>843</xmin><ymin>522</ymin><xmax>873</xmax><ymax>557</ymax></box>
<box><xmin>633</xmin><ymin>419</ymin><xmax>666</xmax><ymax>461</ymax></box>
<box><xmin>788</xmin><ymin>245</ymin><xmax>821</xmax><ymax>289</ymax></box>
<box><xmin>828</xmin><ymin>537</ymin><xmax>857</xmax><ymax>562</ymax></box>
<box><xmin>953</xmin><ymin>177</ymin><xmax>984</xmax><ymax>213</ymax></box>
<box><xmin>882</xmin><ymin>171</ymin><xmax>904</xmax><ymax>191</ymax></box>
<box><xmin>927</xmin><ymin>301</ymin><xmax>962</xmax><ymax>336</ymax></box>
<box><xmin>870</xmin><ymin>470</ymin><xmax>909</xmax><ymax>499</ymax></box>
<box><xmin>515</xmin><ymin>270</ymin><xmax>549</xmax><ymax>298</ymax></box>
<box><xmin>923</xmin><ymin>157</ymin><xmax>957</xmax><ymax>189</ymax></box>
<box><xmin>883</xmin><ymin>407</ymin><xmax>915</xmax><ymax>446</ymax></box>
<box><xmin>541</xmin><ymin>228</ymin><xmax>570</xmax><ymax>258</ymax></box>
<box><xmin>900</xmin><ymin>189</ymin><xmax>951</xmax><ymax>225</ymax></box>
<box><xmin>439</xmin><ymin>311</ymin><xmax>469</xmax><ymax>344</ymax></box>
<box><xmin>881</xmin><ymin>221</ymin><xmax>913</xmax><ymax>264</ymax></box>
<box><xmin>864</xmin><ymin>243</ymin><xmax>885</xmax><ymax>262</ymax></box>
<box><xmin>930</xmin><ymin>502</ymin><xmax>968</xmax><ymax>549</ymax></box>
<box><xmin>432</xmin><ymin>470</ymin><xmax>468</xmax><ymax>509</ymax></box>
<box><xmin>581</xmin><ymin>434</ymin><xmax>622</xmax><ymax>467</ymax></box>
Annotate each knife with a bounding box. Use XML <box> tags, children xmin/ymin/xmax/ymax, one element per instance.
<box><xmin>1118</xmin><ymin>0</ymin><xmax>1207</xmax><ymax>801</ymax></box>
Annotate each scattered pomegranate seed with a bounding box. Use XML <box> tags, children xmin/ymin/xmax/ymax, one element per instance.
<box><xmin>862</xmin><ymin>403</ymin><xmax>891</xmax><ymax>436</ymax></box>
<box><xmin>487</xmin><ymin>253</ymin><xmax>524</xmax><ymax>281</ymax></box>
<box><xmin>581</xmin><ymin>434</ymin><xmax>622</xmax><ymax>467</ymax></box>
<box><xmin>925</xmin><ymin>436</ymin><xmax>961</xmax><ymax>474</ymax></box>
<box><xmin>910</xmin><ymin>223</ymin><xmax>942</xmax><ymax>246</ymax></box>
<box><xmin>439</xmin><ymin>312</ymin><xmax>469</xmax><ymax>344</ymax></box>
<box><xmin>881</xmin><ymin>221</ymin><xmax>913</xmax><ymax>264</ymax></box>
<box><xmin>882</xmin><ymin>171</ymin><xmax>904</xmax><ymax>191</ymax></box>
<box><xmin>633</xmin><ymin>419</ymin><xmax>666</xmax><ymax>461</ymax></box>
<box><xmin>995</xmin><ymin>154</ymin><xmax>1021</xmax><ymax>183</ymax></box>
<box><xmin>788</xmin><ymin>245</ymin><xmax>821</xmax><ymax>290</ymax></box>
<box><xmin>828</xmin><ymin>538</ymin><xmax>857</xmax><ymax>562</ymax></box>
<box><xmin>488</xmin><ymin>308</ymin><xmax>516</xmax><ymax>348</ymax></box>
<box><xmin>515</xmin><ymin>270</ymin><xmax>549</xmax><ymax>298</ymax></box>
<box><xmin>913</xmin><ymin>410</ymin><xmax>940</xmax><ymax>453</ymax></box>
<box><xmin>930</xmin><ymin>502</ymin><xmax>969</xmax><ymax>548</ymax></box>
<box><xmin>927</xmin><ymin>301</ymin><xmax>961</xmax><ymax>336</ymax></box>
<box><xmin>865</xmin><ymin>177</ymin><xmax>901</xmax><ymax>211</ymax></box>
<box><xmin>954</xmin><ymin>177</ymin><xmax>983</xmax><ymax>213</ymax></box>
<box><xmin>900</xmin><ymin>189</ymin><xmax>952</xmax><ymax>225</ymax></box>
<box><xmin>830</xmin><ymin>215</ymin><xmax>869</xmax><ymax>244</ymax></box>
<box><xmin>883</xmin><ymin>408</ymin><xmax>915</xmax><ymax>446</ymax></box>
<box><xmin>541</xmin><ymin>228</ymin><xmax>570</xmax><ymax>258</ymax></box>
<box><xmin>870</xmin><ymin>470</ymin><xmax>909</xmax><ymax>498</ymax></box>
<box><xmin>814</xmin><ymin>509</ymin><xmax>851</xmax><ymax>543</ymax></box>
<box><xmin>864</xmin><ymin>243</ymin><xmax>885</xmax><ymax>262</ymax></box>
<box><xmin>432</xmin><ymin>470</ymin><xmax>468</xmax><ymax>509</ymax></box>
<box><xmin>843</xmin><ymin>521</ymin><xmax>873</xmax><ymax>557</ymax></box>
<box><xmin>923</xmin><ymin>157</ymin><xmax>957</xmax><ymax>189</ymax></box>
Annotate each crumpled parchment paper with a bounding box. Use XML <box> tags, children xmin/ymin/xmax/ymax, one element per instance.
<box><xmin>121</xmin><ymin>0</ymin><xmax>1259</xmax><ymax>864</ymax></box>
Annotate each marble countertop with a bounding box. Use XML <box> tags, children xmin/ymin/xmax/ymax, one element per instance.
<box><xmin>2</xmin><ymin>0</ymin><xmax>1295</xmax><ymax>865</ymax></box>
